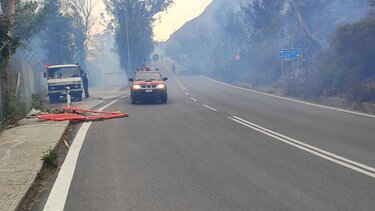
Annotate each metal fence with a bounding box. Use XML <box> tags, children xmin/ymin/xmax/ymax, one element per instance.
<box><xmin>0</xmin><ymin>45</ymin><xmax>45</xmax><ymax>120</ymax></box>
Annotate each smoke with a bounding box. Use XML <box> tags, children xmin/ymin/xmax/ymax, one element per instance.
<box><xmin>162</xmin><ymin>0</ymin><xmax>371</xmax><ymax>86</ymax></box>
<box><xmin>87</xmin><ymin>32</ymin><xmax>128</xmax><ymax>87</ymax></box>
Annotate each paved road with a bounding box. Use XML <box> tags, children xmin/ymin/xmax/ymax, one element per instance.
<box><xmin>53</xmin><ymin>66</ymin><xmax>375</xmax><ymax>210</ymax></box>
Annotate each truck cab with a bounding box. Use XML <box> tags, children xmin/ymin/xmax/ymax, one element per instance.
<box><xmin>45</xmin><ymin>64</ymin><xmax>84</xmax><ymax>103</ymax></box>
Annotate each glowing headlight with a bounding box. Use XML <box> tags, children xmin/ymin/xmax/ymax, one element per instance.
<box><xmin>132</xmin><ymin>85</ymin><xmax>141</xmax><ymax>90</ymax></box>
<box><xmin>156</xmin><ymin>84</ymin><xmax>165</xmax><ymax>89</ymax></box>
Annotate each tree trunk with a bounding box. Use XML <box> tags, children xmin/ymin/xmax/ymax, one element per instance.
<box><xmin>288</xmin><ymin>0</ymin><xmax>327</xmax><ymax>49</ymax></box>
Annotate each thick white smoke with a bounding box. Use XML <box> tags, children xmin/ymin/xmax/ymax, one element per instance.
<box><xmin>87</xmin><ymin>32</ymin><xmax>128</xmax><ymax>87</ymax></box>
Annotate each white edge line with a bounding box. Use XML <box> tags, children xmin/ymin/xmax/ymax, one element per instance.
<box><xmin>201</xmin><ymin>75</ymin><xmax>375</xmax><ymax>119</ymax></box>
<box><xmin>203</xmin><ymin>104</ymin><xmax>218</xmax><ymax>112</ymax></box>
<box><xmin>44</xmin><ymin>100</ymin><xmax>119</xmax><ymax>211</ymax></box>
<box><xmin>228</xmin><ymin>116</ymin><xmax>375</xmax><ymax>179</ymax></box>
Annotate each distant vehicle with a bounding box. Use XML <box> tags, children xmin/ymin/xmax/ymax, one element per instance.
<box><xmin>152</xmin><ymin>54</ymin><xmax>160</xmax><ymax>61</ymax></box>
<box><xmin>44</xmin><ymin>64</ymin><xmax>84</xmax><ymax>103</ymax></box>
<box><xmin>129</xmin><ymin>71</ymin><xmax>168</xmax><ymax>104</ymax></box>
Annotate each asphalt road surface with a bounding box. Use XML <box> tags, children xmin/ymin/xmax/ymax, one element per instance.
<box><xmin>51</xmin><ymin>65</ymin><xmax>375</xmax><ymax>210</ymax></box>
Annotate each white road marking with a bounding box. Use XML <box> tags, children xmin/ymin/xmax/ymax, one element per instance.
<box><xmin>175</xmin><ymin>77</ymin><xmax>187</xmax><ymax>92</ymax></box>
<box><xmin>162</xmin><ymin>62</ymin><xmax>188</xmax><ymax>92</ymax></box>
<box><xmin>202</xmin><ymin>75</ymin><xmax>375</xmax><ymax>119</ymax></box>
<box><xmin>43</xmin><ymin>99</ymin><xmax>119</xmax><ymax>211</ymax></box>
<box><xmin>228</xmin><ymin>116</ymin><xmax>375</xmax><ymax>179</ymax></box>
<box><xmin>203</xmin><ymin>104</ymin><xmax>218</xmax><ymax>112</ymax></box>
<box><xmin>179</xmin><ymin>80</ymin><xmax>188</xmax><ymax>91</ymax></box>
<box><xmin>186</xmin><ymin>92</ymin><xmax>189</xmax><ymax>96</ymax></box>
<box><xmin>190</xmin><ymin>97</ymin><xmax>197</xmax><ymax>102</ymax></box>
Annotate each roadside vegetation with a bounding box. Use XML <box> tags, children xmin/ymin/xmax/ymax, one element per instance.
<box><xmin>163</xmin><ymin>0</ymin><xmax>375</xmax><ymax>104</ymax></box>
<box><xmin>104</xmin><ymin>0</ymin><xmax>174</xmax><ymax>78</ymax></box>
<box><xmin>1</xmin><ymin>0</ymin><xmax>174</xmax><ymax>128</ymax></box>
<box><xmin>41</xmin><ymin>148</ymin><xmax>58</xmax><ymax>167</ymax></box>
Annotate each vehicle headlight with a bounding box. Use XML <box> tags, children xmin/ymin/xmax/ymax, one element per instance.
<box><xmin>156</xmin><ymin>84</ymin><xmax>165</xmax><ymax>89</ymax></box>
<box><xmin>132</xmin><ymin>85</ymin><xmax>141</xmax><ymax>90</ymax></box>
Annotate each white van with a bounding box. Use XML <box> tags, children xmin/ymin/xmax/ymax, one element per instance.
<box><xmin>44</xmin><ymin>64</ymin><xmax>84</xmax><ymax>103</ymax></box>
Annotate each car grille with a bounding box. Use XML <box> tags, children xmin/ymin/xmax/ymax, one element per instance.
<box><xmin>141</xmin><ymin>85</ymin><xmax>156</xmax><ymax>89</ymax></box>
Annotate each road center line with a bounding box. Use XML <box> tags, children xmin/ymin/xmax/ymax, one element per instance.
<box><xmin>43</xmin><ymin>99</ymin><xmax>119</xmax><ymax>211</ymax></box>
<box><xmin>203</xmin><ymin>104</ymin><xmax>218</xmax><ymax>112</ymax></box>
<box><xmin>228</xmin><ymin>116</ymin><xmax>375</xmax><ymax>179</ymax></box>
<box><xmin>162</xmin><ymin>62</ymin><xmax>187</xmax><ymax>92</ymax></box>
<box><xmin>190</xmin><ymin>97</ymin><xmax>197</xmax><ymax>102</ymax></box>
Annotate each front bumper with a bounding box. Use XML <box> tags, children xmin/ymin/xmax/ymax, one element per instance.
<box><xmin>131</xmin><ymin>89</ymin><xmax>167</xmax><ymax>99</ymax></box>
<box><xmin>48</xmin><ymin>89</ymin><xmax>83</xmax><ymax>97</ymax></box>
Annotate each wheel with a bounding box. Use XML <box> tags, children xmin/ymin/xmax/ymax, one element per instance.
<box><xmin>75</xmin><ymin>95</ymin><xmax>82</xmax><ymax>101</ymax></box>
<box><xmin>161</xmin><ymin>95</ymin><xmax>167</xmax><ymax>104</ymax></box>
<box><xmin>49</xmin><ymin>97</ymin><xmax>58</xmax><ymax>104</ymax></box>
<box><xmin>131</xmin><ymin>98</ymin><xmax>136</xmax><ymax>104</ymax></box>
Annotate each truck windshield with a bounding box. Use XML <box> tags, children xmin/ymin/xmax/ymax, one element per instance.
<box><xmin>47</xmin><ymin>67</ymin><xmax>81</xmax><ymax>79</ymax></box>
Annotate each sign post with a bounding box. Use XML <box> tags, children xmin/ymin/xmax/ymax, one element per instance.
<box><xmin>278</xmin><ymin>48</ymin><xmax>302</xmax><ymax>91</ymax></box>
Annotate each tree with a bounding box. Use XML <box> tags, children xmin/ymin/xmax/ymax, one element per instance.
<box><xmin>318</xmin><ymin>18</ymin><xmax>375</xmax><ymax>101</ymax></box>
<box><xmin>13</xmin><ymin>0</ymin><xmax>48</xmax><ymax>41</ymax></box>
<box><xmin>63</xmin><ymin>0</ymin><xmax>97</xmax><ymax>50</ymax></box>
<box><xmin>287</xmin><ymin>0</ymin><xmax>327</xmax><ymax>49</ymax></box>
<box><xmin>41</xmin><ymin>0</ymin><xmax>74</xmax><ymax>64</ymax></box>
<box><xmin>104</xmin><ymin>0</ymin><xmax>173</xmax><ymax>77</ymax></box>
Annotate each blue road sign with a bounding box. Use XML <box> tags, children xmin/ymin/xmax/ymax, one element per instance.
<box><xmin>278</xmin><ymin>48</ymin><xmax>302</xmax><ymax>59</ymax></box>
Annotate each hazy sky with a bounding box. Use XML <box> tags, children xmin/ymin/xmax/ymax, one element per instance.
<box><xmin>153</xmin><ymin>0</ymin><xmax>213</xmax><ymax>41</ymax></box>
<box><xmin>94</xmin><ymin>0</ymin><xmax>213</xmax><ymax>41</ymax></box>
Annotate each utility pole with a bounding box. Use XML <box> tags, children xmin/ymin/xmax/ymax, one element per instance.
<box><xmin>124</xmin><ymin>4</ymin><xmax>132</xmax><ymax>78</ymax></box>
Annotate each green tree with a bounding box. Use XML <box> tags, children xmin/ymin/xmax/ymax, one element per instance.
<box><xmin>104</xmin><ymin>0</ymin><xmax>173</xmax><ymax>77</ymax></box>
<box><xmin>62</xmin><ymin>0</ymin><xmax>98</xmax><ymax>68</ymax></box>
<box><xmin>41</xmin><ymin>0</ymin><xmax>74</xmax><ymax>64</ymax></box>
<box><xmin>322</xmin><ymin>18</ymin><xmax>375</xmax><ymax>101</ymax></box>
<box><xmin>13</xmin><ymin>0</ymin><xmax>48</xmax><ymax>41</ymax></box>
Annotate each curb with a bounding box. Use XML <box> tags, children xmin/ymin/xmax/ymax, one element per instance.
<box><xmin>14</xmin><ymin>121</ymin><xmax>70</xmax><ymax>211</ymax></box>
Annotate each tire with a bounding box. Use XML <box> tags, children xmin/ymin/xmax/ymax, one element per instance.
<box><xmin>76</xmin><ymin>95</ymin><xmax>82</xmax><ymax>101</ymax></box>
<box><xmin>161</xmin><ymin>95</ymin><xmax>167</xmax><ymax>104</ymax></box>
<box><xmin>49</xmin><ymin>97</ymin><xmax>58</xmax><ymax>104</ymax></box>
<box><xmin>131</xmin><ymin>98</ymin><xmax>136</xmax><ymax>104</ymax></box>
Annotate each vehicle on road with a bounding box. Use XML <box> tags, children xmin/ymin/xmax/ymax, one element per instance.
<box><xmin>44</xmin><ymin>64</ymin><xmax>84</xmax><ymax>103</ymax></box>
<box><xmin>129</xmin><ymin>71</ymin><xmax>168</xmax><ymax>104</ymax></box>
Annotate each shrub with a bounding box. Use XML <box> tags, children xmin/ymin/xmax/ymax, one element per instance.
<box><xmin>2</xmin><ymin>90</ymin><xmax>23</xmax><ymax>126</ymax></box>
<box><xmin>31</xmin><ymin>93</ymin><xmax>44</xmax><ymax>110</ymax></box>
<box><xmin>41</xmin><ymin>148</ymin><xmax>58</xmax><ymax>166</ymax></box>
